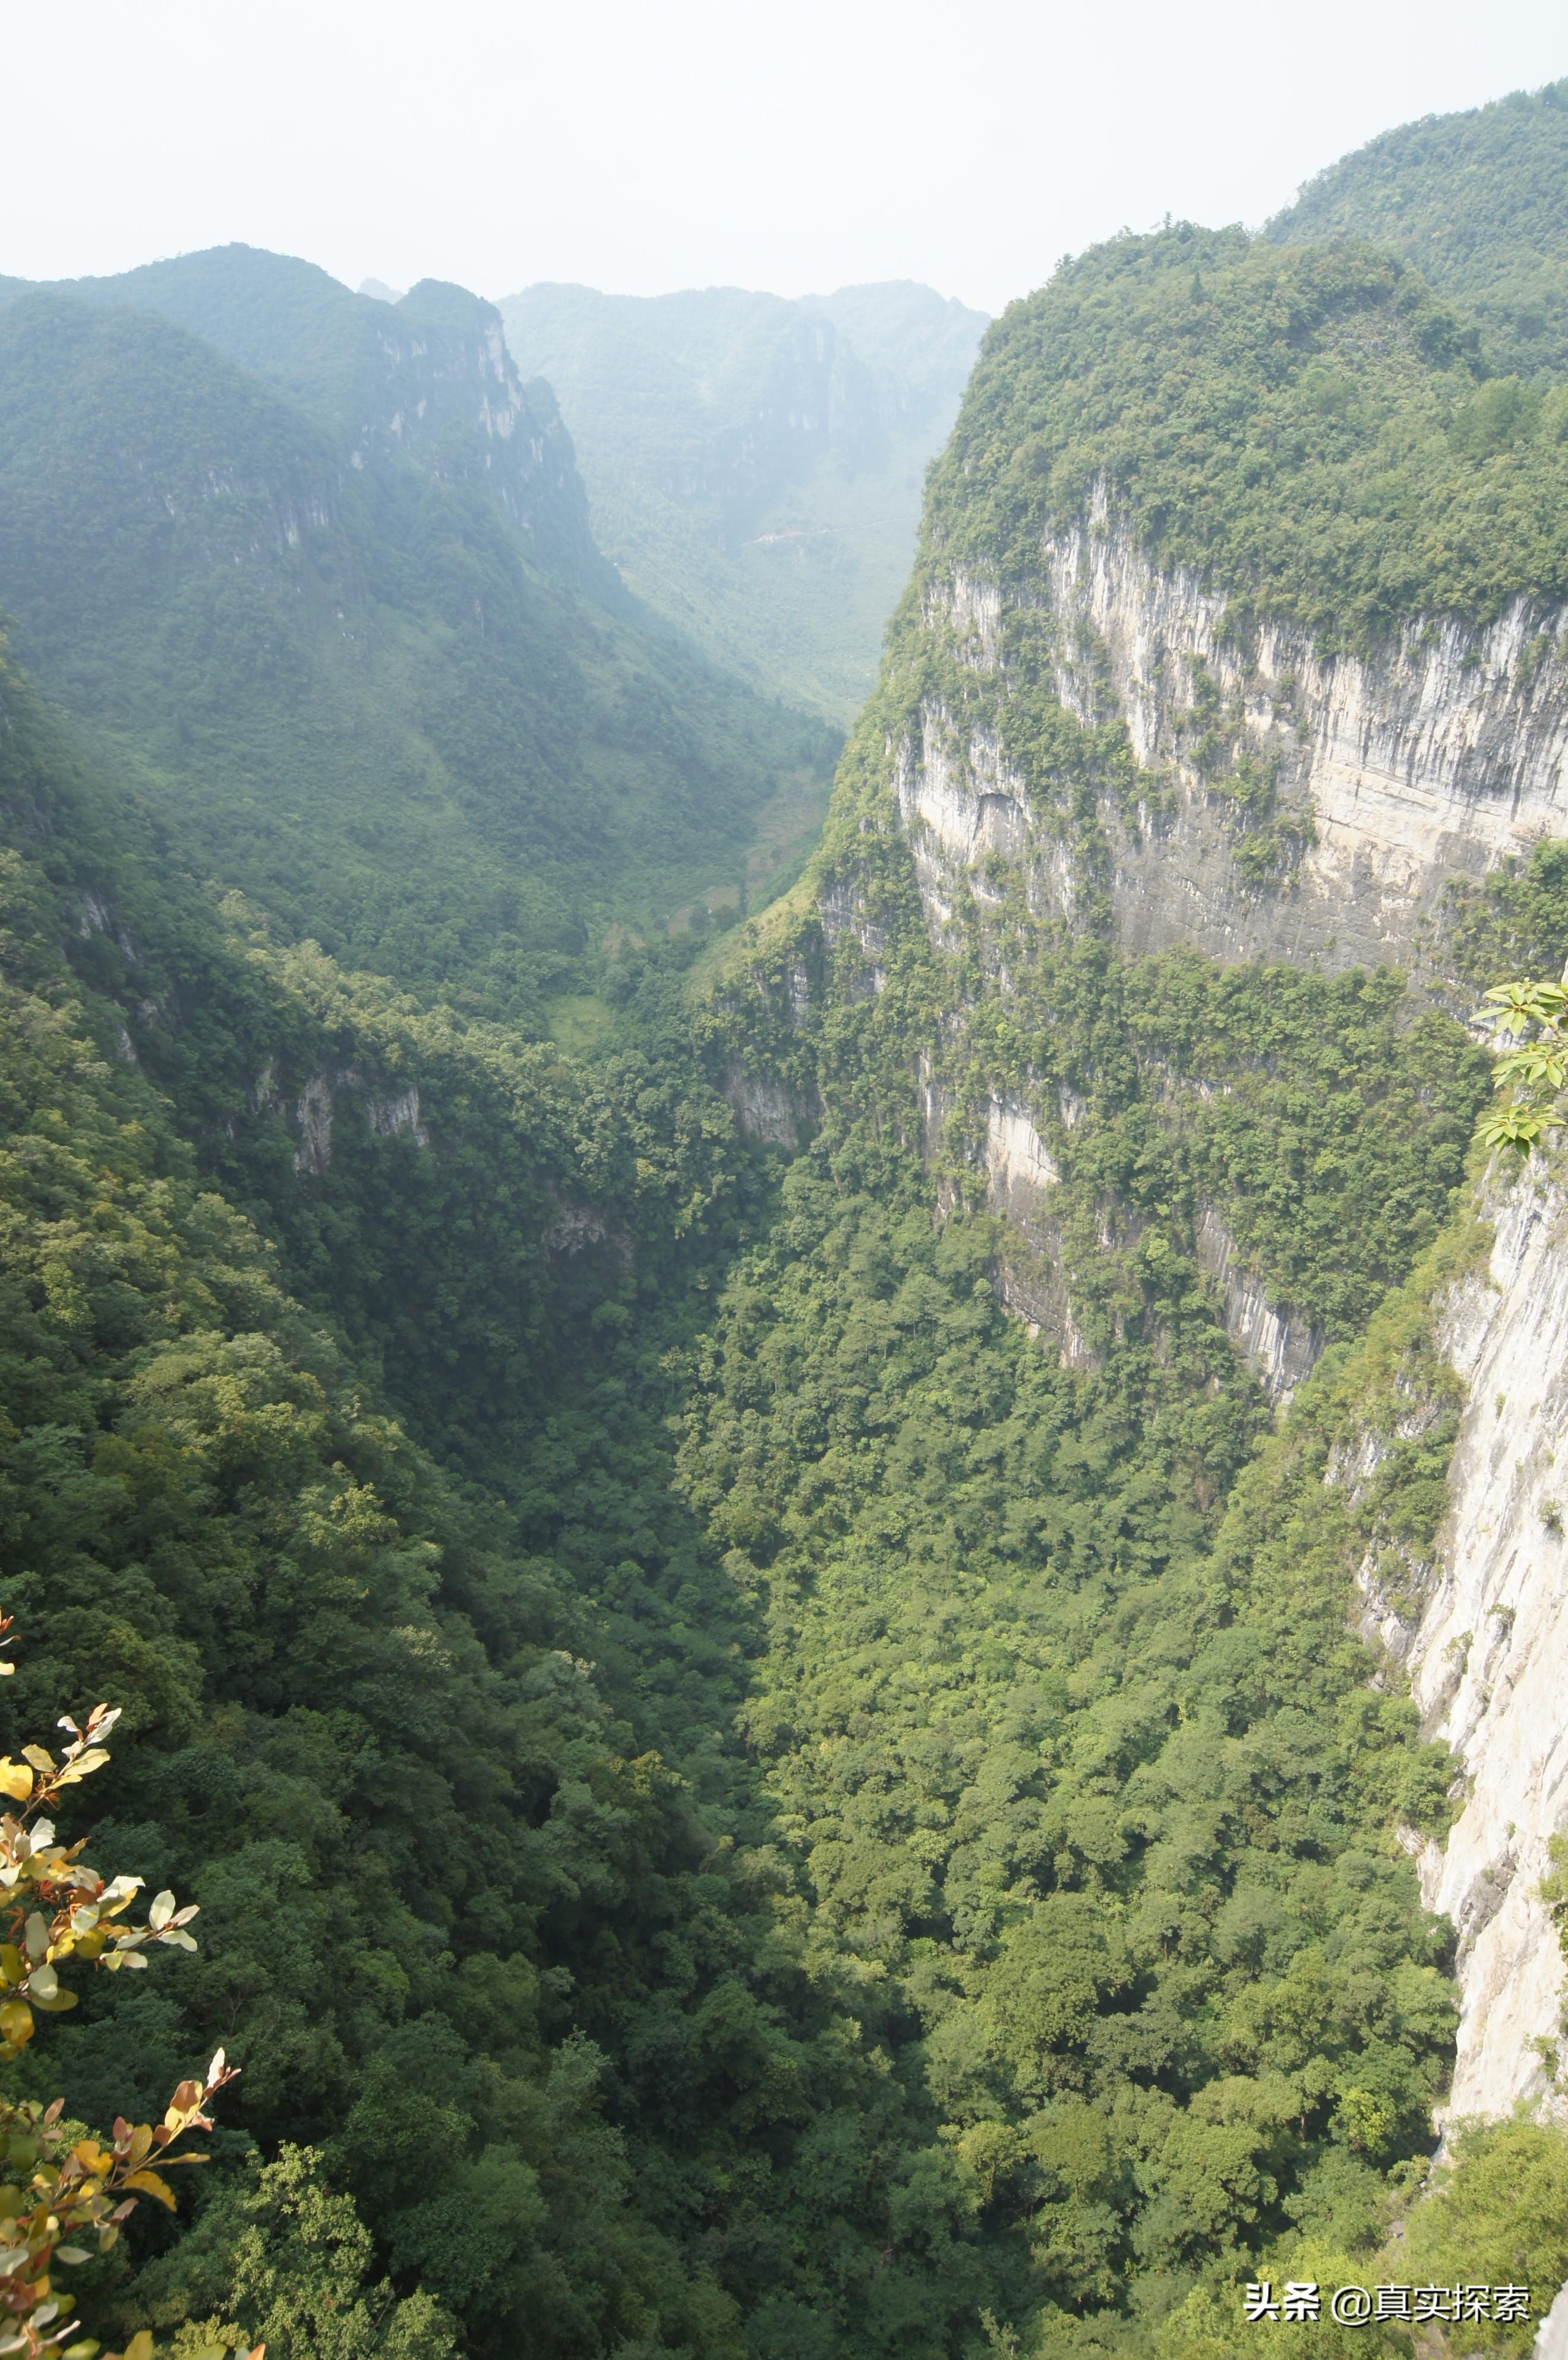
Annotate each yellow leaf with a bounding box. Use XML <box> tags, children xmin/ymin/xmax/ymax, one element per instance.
<box><xmin>0</xmin><ymin>2000</ymin><xmax>33</xmax><ymax>2050</ymax></box>
<box><xmin>30</xmin><ymin>1986</ymin><xmax>79</xmax><ymax>2014</ymax></box>
<box><xmin>0</xmin><ymin>1761</ymin><xmax>31</xmax><ymax>1803</ymax></box>
<box><xmin>123</xmin><ymin>2167</ymin><xmax>177</xmax><ymax>2211</ymax></box>
<box><xmin>125</xmin><ymin>2335</ymin><xmax>156</xmax><ymax>2360</ymax></box>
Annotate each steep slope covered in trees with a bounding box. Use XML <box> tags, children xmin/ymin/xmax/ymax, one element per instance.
<box><xmin>0</xmin><ymin>606</ymin><xmax>1509</xmax><ymax>2358</ymax></box>
<box><xmin>499</xmin><ymin>280</ymin><xmax>988</xmax><ymax>721</ymax></box>
<box><xmin>1269</xmin><ymin>77</ymin><xmax>1568</xmax><ymax>377</ymax></box>
<box><xmin>0</xmin><ymin>637</ymin><xmax>800</xmax><ymax>2353</ymax></box>
<box><xmin>0</xmin><ymin>249</ymin><xmax>838</xmax><ymax>1025</ymax></box>
<box><xmin>681</xmin><ymin>182</ymin><xmax>1568</xmax><ymax>2353</ymax></box>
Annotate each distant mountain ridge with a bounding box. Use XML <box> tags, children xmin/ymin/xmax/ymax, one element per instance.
<box><xmin>500</xmin><ymin>277</ymin><xmax>989</xmax><ymax>720</ymax></box>
<box><xmin>0</xmin><ymin>245</ymin><xmax>610</xmax><ymax>582</ymax></box>
<box><xmin>0</xmin><ymin>245</ymin><xmax>837</xmax><ymax>1024</ymax></box>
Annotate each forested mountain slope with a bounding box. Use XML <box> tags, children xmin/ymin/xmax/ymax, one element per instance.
<box><xmin>687</xmin><ymin>194</ymin><xmax>1568</xmax><ymax>2352</ymax></box>
<box><xmin>1269</xmin><ymin>77</ymin><xmax>1568</xmax><ymax>376</ymax></box>
<box><xmin>891</xmin><ymin>228</ymin><xmax>1568</xmax><ymax>981</ymax></box>
<box><xmin>0</xmin><ymin>248</ymin><xmax>838</xmax><ymax>1026</ymax></box>
<box><xmin>0</xmin><ymin>594</ymin><xmax>1520</xmax><ymax>2360</ymax></box>
<box><xmin>0</xmin><ymin>629</ymin><xmax>893</xmax><ymax>2356</ymax></box>
<box><xmin>499</xmin><ymin>280</ymin><xmax>988</xmax><ymax>721</ymax></box>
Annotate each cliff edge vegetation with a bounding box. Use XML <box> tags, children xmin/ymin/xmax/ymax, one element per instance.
<box><xmin>931</xmin><ymin>229</ymin><xmax>1568</xmax><ymax>648</ymax></box>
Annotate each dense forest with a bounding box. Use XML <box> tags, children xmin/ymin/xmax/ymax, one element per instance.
<box><xmin>4</xmin><ymin>68</ymin><xmax>1568</xmax><ymax>2360</ymax></box>
<box><xmin>928</xmin><ymin>229</ymin><xmax>1568</xmax><ymax>647</ymax></box>
<box><xmin>1269</xmin><ymin>78</ymin><xmax>1568</xmax><ymax>377</ymax></box>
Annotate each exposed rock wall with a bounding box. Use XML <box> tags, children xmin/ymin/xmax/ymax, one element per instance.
<box><xmin>898</xmin><ymin>507</ymin><xmax>1568</xmax><ymax>979</ymax></box>
<box><xmin>983</xmin><ymin>1094</ymin><xmax>1059</xmax><ymax>1209</ymax></box>
<box><xmin>1380</xmin><ymin>1160</ymin><xmax>1568</xmax><ymax>2126</ymax></box>
<box><xmin>724</xmin><ymin>1058</ymin><xmax>813</xmax><ymax>1149</ymax></box>
<box><xmin>885</xmin><ymin>513</ymin><xmax>1568</xmax><ymax>2138</ymax></box>
<box><xmin>292</xmin><ymin>1073</ymin><xmax>335</xmax><ymax>1177</ymax></box>
<box><xmin>366</xmin><ymin>1085</ymin><xmax>430</xmax><ymax>1148</ymax></box>
<box><xmin>1371</xmin><ymin>1158</ymin><xmax>1568</xmax><ymax>2357</ymax></box>
<box><xmin>1194</xmin><ymin>1207</ymin><xmax>1323</xmax><ymax>1406</ymax></box>
<box><xmin>249</xmin><ymin>1064</ymin><xmax>434</xmax><ymax>1176</ymax></box>
<box><xmin>970</xmin><ymin>1092</ymin><xmax>1095</xmax><ymax>1369</ymax></box>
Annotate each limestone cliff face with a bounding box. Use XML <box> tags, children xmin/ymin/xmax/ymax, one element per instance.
<box><xmin>1367</xmin><ymin>1159</ymin><xmax>1568</xmax><ymax>2128</ymax></box>
<box><xmin>365</xmin><ymin>281</ymin><xmax>606</xmax><ymax>582</ymax></box>
<box><xmin>1194</xmin><ymin>1208</ymin><xmax>1323</xmax><ymax>1407</ymax></box>
<box><xmin>877</xmin><ymin>509</ymin><xmax>1568</xmax><ymax>2149</ymax></box>
<box><xmin>248</xmin><ymin>1064</ymin><xmax>434</xmax><ymax>1177</ymax></box>
<box><xmin>898</xmin><ymin>505</ymin><xmax>1568</xmax><ymax>979</ymax></box>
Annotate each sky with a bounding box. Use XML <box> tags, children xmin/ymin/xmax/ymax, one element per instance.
<box><xmin>4</xmin><ymin>0</ymin><xmax>1564</xmax><ymax>317</ymax></box>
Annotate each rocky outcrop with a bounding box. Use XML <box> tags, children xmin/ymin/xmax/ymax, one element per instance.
<box><xmin>248</xmin><ymin>1065</ymin><xmax>434</xmax><ymax>1176</ymax></box>
<box><xmin>964</xmin><ymin>1092</ymin><xmax>1092</xmax><ymax>1369</ymax></box>
<box><xmin>365</xmin><ymin>1085</ymin><xmax>430</xmax><ymax>1148</ymax></box>
<box><xmin>1374</xmin><ymin>1154</ymin><xmax>1568</xmax><ymax>2353</ymax></box>
<box><xmin>1538</xmin><ymin>2283</ymin><xmax>1568</xmax><ymax>2359</ymax></box>
<box><xmin>292</xmin><ymin>1073</ymin><xmax>335</xmax><ymax>1177</ymax></box>
<box><xmin>819</xmin><ymin>878</ymin><xmax>889</xmax><ymax>992</ymax></box>
<box><xmin>983</xmin><ymin>1094</ymin><xmax>1059</xmax><ymax>1213</ymax></box>
<box><xmin>900</xmin><ymin>505</ymin><xmax>1568</xmax><ymax>979</ymax></box>
<box><xmin>1194</xmin><ymin>1208</ymin><xmax>1324</xmax><ymax>1407</ymax></box>
<box><xmin>75</xmin><ymin>889</ymin><xmax>137</xmax><ymax>962</ymax></box>
<box><xmin>724</xmin><ymin>1060</ymin><xmax>813</xmax><ymax>1150</ymax></box>
<box><xmin>542</xmin><ymin>1205</ymin><xmax>632</xmax><ymax>1271</ymax></box>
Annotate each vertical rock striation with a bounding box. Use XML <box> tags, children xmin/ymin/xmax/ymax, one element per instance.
<box><xmin>1390</xmin><ymin>1161</ymin><xmax>1568</xmax><ymax>2125</ymax></box>
<box><xmin>879</xmin><ymin>508</ymin><xmax>1568</xmax><ymax>2133</ymax></box>
<box><xmin>896</xmin><ymin>508</ymin><xmax>1568</xmax><ymax>979</ymax></box>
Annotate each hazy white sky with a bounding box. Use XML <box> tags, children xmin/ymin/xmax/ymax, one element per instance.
<box><xmin>5</xmin><ymin>0</ymin><xmax>1564</xmax><ymax>316</ymax></box>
